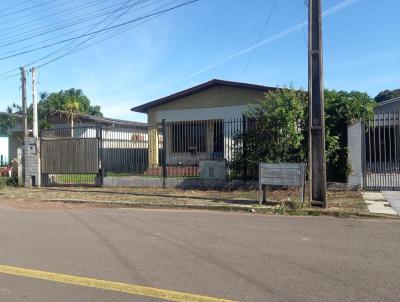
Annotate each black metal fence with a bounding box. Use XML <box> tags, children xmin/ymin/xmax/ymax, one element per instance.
<box><xmin>363</xmin><ymin>111</ymin><xmax>400</xmax><ymax>189</ymax></box>
<box><xmin>40</xmin><ymin>118</ymin><xmax>256</xmax><ymax>186</ymax></box>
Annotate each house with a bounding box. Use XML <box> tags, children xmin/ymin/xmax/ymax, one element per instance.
<box><xmin>374</xmin><ymin>97</ymin><xmax>400</xmax><ymax>114</ymax></box>
<box><xmin>8</xmin><ymin>110</ymin><xmax>147</xmax><ymax>162</ymax></box>
<box><xmin>131</xmin><ymin>79</ymin><xmax>276</xmax><ymax>171</ymax></box>
<box><xmin>348</xmin><ymin>97</ymin><xmax>400</xmax><ymax>190</ymax></box>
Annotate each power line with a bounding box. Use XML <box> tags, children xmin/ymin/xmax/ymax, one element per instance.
<box><xmin>8</xmin><ymin>0</ymin><xmax>172</xmax><ymax>70</ymax></box>
<box><xmin>37</xmin><ymin>0</ymin><xmax>180</xmax><ymax>69</ymax></box>
<box><xmin>0</xmin><ymin>0</ymin><xmax>160</xmax><ymax>78</ymax></box>
<box><xmin>0</xmin><ymin>0</ymin><xmax>155</xmax><ymax>53</ymax></box>
<box><xmin>0</xmin><ymin>0</ymin><xmax>198</xmax><ymax>62</ymax></box>
<box><xmin>0</xmin><ymin>0</ymin><xmax>70</xmax><ymax>18</ymax></box>
<box><xmin>238</xmin><ymin>0</ymin><xmax>278</xmax><ymax>80</ymax></box>
<box><xmin>31</xmin><ymin>0</ymin><xmax>141</xmax><ymax>68</ymax></box>
<box><xmin>0</xmin><ymin>0</ymin><xmax>39</xmax><ymax>13</ymax></box>
<box><xmin>0</xmin><ymin>0</ymin><xmax>155</xmax><ymax>47</ymax></box>
<box><xmin>0</xmin><ymin>0</ymin><xmax>109</xmax><ymax>36</ymax></box>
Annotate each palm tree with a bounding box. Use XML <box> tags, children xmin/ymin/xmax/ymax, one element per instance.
<box><xmin>63</xmin><ymin>99</ymin><xmax>80</xmax><ymax>137</ymax></box>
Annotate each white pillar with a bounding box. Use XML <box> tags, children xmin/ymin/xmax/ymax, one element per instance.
<box><xmin>348</xmin><ymin>121</ymin><xmax>363</xmax><ymax>188</ymax></box>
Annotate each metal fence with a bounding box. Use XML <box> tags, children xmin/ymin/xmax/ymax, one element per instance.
<box><xmin>40</xmin><ymin>126</ymin><xmax>102</xmax><ymax>186</ymax></box>
<box><xmin>363</xmin><ymin>111</ymin><xmax>400</xmax><ymax>189</ymax></box>
<box><xmin>39</xmin><ymin>118</ymin><xmax>257</xmax><ymax>186</ymax></box>
<box><xmin>101</xmin><ymin>118</ymin><xmax>248</xmax><ymax>179</ymax></box>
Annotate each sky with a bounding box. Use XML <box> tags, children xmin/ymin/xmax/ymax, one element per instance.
<box><xmin>0</xmin><ymin>0</ymin><xmax>399</xmax><ymax>123</ymax></box>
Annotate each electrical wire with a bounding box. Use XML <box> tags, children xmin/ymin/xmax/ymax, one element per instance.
<box><xmin>0</xmin><ymin>0</ymin><xmax>155</xmax><ymax>47</ymax></box>
<box><xmin>238</xmin><ymin>0</ymin><xmax>278</xmax><ymax>80</ymax></box>
<box><xmin>0</xmin><ymin>0</ymin><xmax>110</xmax><ymax>36</ymax></box>
<box><xmin>0</xmin><ymin>0</ymin><xmax>72</xmax><ymax>19</ymax></box>
<box><xmin>37</xmin><ymin>0</ymin><xmax>181</xmax><ymax>69</ymax></box>
<box><xmin>0</xmin><ymin>0</ymin><xmax>157</xmax><ymax>78</ymax></box>
<box><xmin>0</xmin><ymin>0</ymin><xmax>198</xmax><ymax>82</ymax></box>
<box><xmin>0</xmin><ymin>0</ymin><xmax>198</xmax><ymax>62</ymax></box>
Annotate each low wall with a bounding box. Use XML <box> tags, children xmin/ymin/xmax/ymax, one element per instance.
<box><xmin>104</xmin><ymin>176</ymin><xmax>358</xmax><ymax>191</ymax></box>
<box><xmin>103</xmin><ymin>176</ymin><xmax>259</xmax><ymax>190</ymax></box>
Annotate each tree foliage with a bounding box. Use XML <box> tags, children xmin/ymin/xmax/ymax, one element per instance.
<box><xmin>0</xmin><ymin>103</ymin><xmax>21</xmax><ymax>134</ymax></box>
<box><xmin>230</xmin><ymin>88</ymin><xmax>376</xmax><ymax>182</ymax></box>
<box><xmin>63</xmin><ymin>99</ymin><xmax>81</xmax><ymax>127</ymax></box>
<box><xmin>374</xmin><ymin>89</ymin><xmax>400</xmax><ymax>103</ymax></box>
<box><xmin>32</xmin><ymin>88</ymin><xmax>102</xmax><ymax>129</ymax></box>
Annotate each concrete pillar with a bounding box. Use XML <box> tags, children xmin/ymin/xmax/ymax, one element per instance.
<box><xmin>17</xmin><ymin>147</ymin><xmax>23</xmax><ymax>186</ymax></box>
<box><xmin>23</xmin><ymin>137</ymin><xmax>41</xmax><ymax>187</ymax></box>
<box><xmin>348</xmin><ymin>121</ymin><xmax>363</xmax><ymax>188</ymax></box>
<box><xmin>148</xmin><ymin>127</ymin><xmax>159</xmax><ymax>167</ymax></box>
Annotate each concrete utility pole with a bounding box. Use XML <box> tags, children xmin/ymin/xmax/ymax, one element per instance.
<box><xmin>31</xmin><ymin>67</ymin><xmax>38</xmax><ymax>138</ymax></box>
<box><xmin>308</xmin><ymin>0</ymin><xmax>327</xmax><ymax>207</ymax></box>
<box><xmin>20</xmin><ymin>67</ymin><xmax>28</xmax><ymax>138</ymax></box>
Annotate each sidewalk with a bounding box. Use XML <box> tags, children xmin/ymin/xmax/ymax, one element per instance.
<box><xmin>361</xmin><ymin>192</ymin><xmax>398</xmax><ymax>216</ymax></box>
<box><xmin>0</xmin><ymin>187</ymin><xmax>379</xmax><ymax>218</ymax></box>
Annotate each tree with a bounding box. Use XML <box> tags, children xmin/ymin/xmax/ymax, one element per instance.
<box><xmin>63</xmin><ymin>99</ymin><xmax>81</xmax><ymax>136</ymax></box>
<box><xmin>230</xmin><ymin>88</ymin><xmax>376</xmax><ymax>182</ymax></box>
<box><xmin>30</xmin><ymin>88</ymin><xmax>102</xmax><ymax>129</ymax></box>
<box><xmin>229</xmin><ymin>88</ymin><xmax>307</xmax><ymax>180</ymax></box>
<box><xmin>374</xmin><ymin>89</ymin><xmax>400</xmax><ymax>103</ymax></box>
<box><xmin>0</xmin><ymin>103</ymin><xmax>21</xmax><ymax>134</ymax></box>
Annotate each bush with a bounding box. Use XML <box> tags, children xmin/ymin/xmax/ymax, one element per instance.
<box><xmin>229</xmin><ymin>88</ymin><xmax>375</xmax><ymax>182</ymax></box>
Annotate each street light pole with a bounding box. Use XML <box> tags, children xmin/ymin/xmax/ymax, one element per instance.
<box><xmin>308</xmin><ymin>0</ymin><xmax>327</xmax><ymax>207</ymax></box>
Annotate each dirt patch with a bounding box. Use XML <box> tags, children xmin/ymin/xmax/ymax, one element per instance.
<box><xmin>0</xmin><ymin>187</ymin><xmax>366</xmax><ymax>213</ymax></box>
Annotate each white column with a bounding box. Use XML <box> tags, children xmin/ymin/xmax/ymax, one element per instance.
<box><xmin>348</xmin><ymin>121</ymin><xmax>363</xmax><ymax>188</ymax></box>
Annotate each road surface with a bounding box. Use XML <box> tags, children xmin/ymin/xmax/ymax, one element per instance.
<box><xmin>0</xmin><ymin>203</ymin><xmax>399</xmax><ymax>301</ymax></box>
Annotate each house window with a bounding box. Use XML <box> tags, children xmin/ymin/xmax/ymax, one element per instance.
<box><xmin>171</xmin><ymin>122</ymin><xmax>207</xmax><ymax>153</ymax></box>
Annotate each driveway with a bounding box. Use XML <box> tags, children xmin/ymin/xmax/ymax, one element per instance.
<box><xmin>0</xmin><ymin>203</ymin><xmax>399</xmax><ymax>301</ymax></box>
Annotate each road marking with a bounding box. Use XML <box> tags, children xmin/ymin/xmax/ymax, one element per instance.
<box><xmin>0</xmin><ymin>264</ymin><xmax>236</xmax><ymax>302</ymax></box>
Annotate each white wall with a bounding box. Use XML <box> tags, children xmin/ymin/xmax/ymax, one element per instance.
<box><xmin>0</xmin><ymin>137</ymin><xmax>8</xmax><ymax>164</ymax></box>
<box><xmin>348</xmin><ymin>121</ymin><xmax>363</xmax><ymax>187</ymax></box>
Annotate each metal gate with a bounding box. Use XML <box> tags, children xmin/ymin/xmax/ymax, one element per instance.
<box><xmin>41</xmin><ymin>126</ymin><xmax>102</xmax><ymax>187</ymax></box>
<box><xmin>363</xmin><ymin>111</ymin><xmax>400</xmax><ymax>190</ymax></box>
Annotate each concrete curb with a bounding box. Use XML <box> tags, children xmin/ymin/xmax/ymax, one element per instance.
<box><xmin>45</xmin><ymin>198</ymin><xmax>400</xmax><ymax>219</ymax></box>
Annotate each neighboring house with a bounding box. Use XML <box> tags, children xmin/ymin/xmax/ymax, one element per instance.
<box><xmin>8</xmin><ymin>110</ymin><xmax>147</xmax><ymax>161</ymax></box>
<box><xmin>131</xmin><ymin>79</ymin><xmax>276</xmax><ymax>168</ymax></box>
<box><xmin>374</xmin><ymin>97</ymin><xmax>400</xmax><ymax>113</ymax></box>
<box><xmin>348</xmin><ymin>97</ymin><xmax>400</xmax><ymax>189</ymax></box>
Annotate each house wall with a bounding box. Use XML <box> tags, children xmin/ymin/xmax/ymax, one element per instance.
<box><xmin>147</xmin><ymin>85</ymin><xmax>265</xmax><ymax>125</ymax></box>
<box><xmin>147</xmin><ymin>86</ymin><xmax>265</xmax><ymax>166</ymax></box>
<box><xmin>9</xmin><ymin>132</ymin><xmax>24</xmax><ymax>161</ymax></box>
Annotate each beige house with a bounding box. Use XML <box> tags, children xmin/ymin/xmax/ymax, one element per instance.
<box><xmin>131</xmin><ymin>79</ymin><xmax>276</xmax><ymax>168</ymax></box>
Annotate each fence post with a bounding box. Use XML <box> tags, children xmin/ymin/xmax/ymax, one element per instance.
<box><xmin>242</xmin><ymin>116</ymin><xmax>248</xmax><ymax>183</ymax></box>
<box><xmin>162</xmin><ymin>119</ymin><xmax>167</xmax><ymax>188</ymax></box>
<box><xmin>96</xmin><ymin>125</ymin><xmax>103</xmax><ymax>186</ymax></box>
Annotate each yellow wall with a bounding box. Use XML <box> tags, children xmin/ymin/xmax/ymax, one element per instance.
<box><xmin>147</xmin><ymin>86</ymin><xmax>265</xmax><ymax>125</ymax></box>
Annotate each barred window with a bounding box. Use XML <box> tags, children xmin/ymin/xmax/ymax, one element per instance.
<box><xmin>172</xmin><ymin>122</ymin><xmax>207</xmax><ymax>153</ymax></box>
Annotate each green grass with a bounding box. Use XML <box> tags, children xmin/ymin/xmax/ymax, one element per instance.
<box><xmin>51</xmin><ymin>174</ymin><xmax>97</xmax><ymax>184</ymax></box>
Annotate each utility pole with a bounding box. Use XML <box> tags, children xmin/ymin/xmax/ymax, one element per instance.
<box><xmin>31</xmin><ymin>67</ymin><xmax>38</xmax><ymax>138</ymax></box>
<box><xmin>20</xmin><ymin>67</ymin><xmax>28</xmax><ymax>138</ymax></box>
<box><xmin>308</xmin><ymin>0</ymin><xmax>327</xmax><ymax>207</ymax></box>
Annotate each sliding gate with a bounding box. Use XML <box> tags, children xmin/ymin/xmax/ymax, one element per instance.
<box><xmin>363</xmin><ymin>111</ymin><xmax>400</xmax><ymax>190</ymax></box>
<box><xmin>40</xmin><ymin>126</ymin><xmax>102</xmax><ymax>187</ymax></box>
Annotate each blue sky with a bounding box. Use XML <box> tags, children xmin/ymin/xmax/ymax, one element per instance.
<box><xmin>0</xmin><ymin>0</ymin><xmax>399</xmax><ymax>123</ymax></box>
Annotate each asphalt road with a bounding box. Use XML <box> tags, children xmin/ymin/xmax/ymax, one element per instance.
<box><xmin>0</xmin><ymin>204</ymin><xmax>399</xmax><ymax>302</ymax></box>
